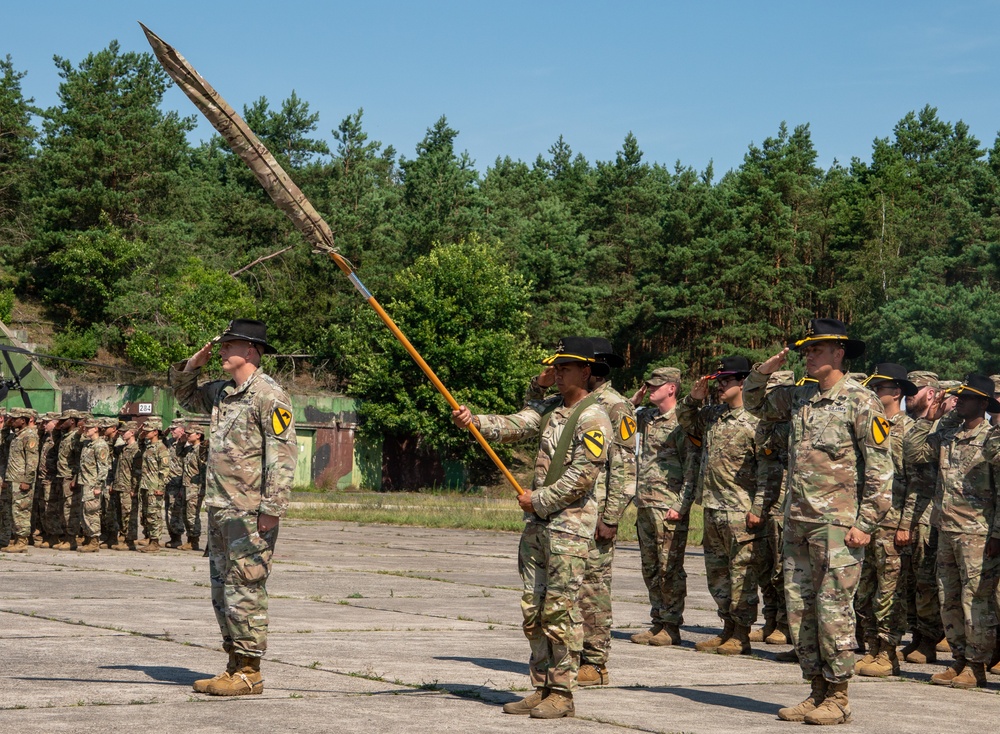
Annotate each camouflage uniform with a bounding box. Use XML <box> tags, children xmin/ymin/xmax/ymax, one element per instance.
<box><xmin>907</xmin><ymin>417</ymin><xmax>1000</xmax><ymax>664</ymax></box>
<box><xmin>754</xmin><ymin>415</ymin><xmax>790</xmax><ymax>631</ymax></box>
<box><xmin>111</xmin><ymin>436</ymin><xmax>142</xmax><ymax>542</ymax></box>
<box><xmin>524</xmin><ymin>377</ymin><xmax>636</xmax><ymax>667</ymax></box>
<box><xmin>854</xmin><ymin>411</ymin><xmax>910</xmax><ymax>648</ymax></box>
<box><xmin>635</xmin><ymin>404</ymin><xmax>695</xmax><ymax>628</ymax></box>
<box><xmin>477</xmin><ymin>395</ymin><xmax>612</xmax><ymax>694</ymax></box>
<box><xmin>170</xmin><ymin>363</ymin><xmax>297</xmax><ymax>658</ymax></box>
<box><xmin>744</xmin><ymin>371</ymin><xmax>893</xmax><ymax>683</ymax></box>
<box><xmin>182</xmin><ymin>438</ymin><xmax>207</xmax><ymax>540</ymax></box>
<box><xmin>139</xmin><ymin>435</ymin><xmax>170</xmax><ymax>542</ymax></box>
<box><xmin>56</xmin><ymin>420</ymin><xmax>85</xmax><ymax>540</ymax></box>
<box><xmin>677</xmin><ymin>396</ymin><xmax>763</xmax><ymax>627</ymax></box>
<box><xmin>3</xmin><ymin>419</ymin><xmax>40</xmax><ymax>541</ymax></box>
<box><xmin>39</xmin><ymin>426</ymin><xmax>62</xmax><ymax>538</ymax></box>
<box><xmin>78</xmin><ymin>432</ymin><xmax>111</xmax><ymax>540</ymax></box>
<box><xmin>165</xmin><ymin>429</ymin><xmax>188</xmax><ymax>540</ymax></box>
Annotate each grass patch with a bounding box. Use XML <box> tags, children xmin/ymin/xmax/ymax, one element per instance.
<box><xmin>289</xmin><ymin>490</ymin><xmax>704</xmax><ymax>544</ymax></box>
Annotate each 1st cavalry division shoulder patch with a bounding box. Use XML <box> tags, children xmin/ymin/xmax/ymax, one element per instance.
<box><xmin>619</xmin><ymin>415</ymin><xmax>637</xmax><ymax>442</ymax></box>
<box><xmin>583</xmin><ymin>429</ymin><xmax>606</xmax><ymax>460</ymax></box>
<box><xmin>871</xmin><ymin>416</ymin><xmax>890</xmax><ymax>446</ymax></box>
<box><xmin>271</xmin><ymin>407</ymin><xmax>293</xmax><ymax>436</ymax></box>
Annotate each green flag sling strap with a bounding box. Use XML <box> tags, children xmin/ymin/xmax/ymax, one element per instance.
<box><xmin>542</xmin><ymin>393</ymin><xmax>600</xmax><ymax>487</ymax></box>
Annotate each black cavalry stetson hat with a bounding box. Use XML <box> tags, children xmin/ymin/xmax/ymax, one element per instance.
<box><xmin>950</xmin><ymin>373</ymin><xmax>1000</xmax><ymax>413</ymax></box>
<box><xmin>707</xmin><ymin>355</ymin><xmax>752</xmax><ymax>380</ymax></box>
<box><xmin>540</xmin><ymin>337</ymin><xmax>610</xmax><ymax>377</ymax></box>
<box><xmin>863</xmin><ymin>363</ymin><xmax>919</xmax><ymax>397</ymax></box>
<box><xmin>589</xmin><ymin>337</ymin><xmax>625</xmax><ymax>369</ymax></box>
<box><xmin>214</xmin><ymin>319</ymin><xmax>277</xmax><ymax>354</ymax></box>
<box><xmin>788</xmin><ymin>318</ymin><xmax>865</xmax><ymax>360</ymax></box>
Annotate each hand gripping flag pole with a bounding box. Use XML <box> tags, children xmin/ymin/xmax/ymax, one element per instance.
<box><xmin>139</xmin><ymin>23</ymin><xmax>525</xmax><ymax>495</ymax></box>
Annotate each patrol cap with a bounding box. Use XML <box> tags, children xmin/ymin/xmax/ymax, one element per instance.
<box><xmin>789</xmin><ymin>318</ymin><xmax>865</xmax><ymax>360</ymax></box>
<box><xmin>907</xmin><ymin>371</ymin><xmax>939</xmax><ymax>390</ymax></box>
<box><xmin>142</xmin><ymin>416</ymin><xmax>163</xmax><ymax>432</ymax></box>
<box><xmin>540</xmin><ymin>337</ymin><xmax>610</xmax><ymax>377</ymax></box>
<box><xmin>214</xmin><ymin>319</ymin><xmax>277</xmax><ymax>354</ymax></box>
<box><xmin>7</xmin><ymin>407</ymin><xmax>37</xmax><ymax>420</ymax></box>
<box><xmin>60</xmin><ymin>409</ymin><xmax>84</xmax><ymax>421</ymax></box>
<box><xmin>951</xmin><ymin>374</ymin><xmax>1000</xmax><ymax>413</ymax></box>
<box><xmin>589</xmin><ymin>337</ymin><xmax>625</xmax><ymax>369</ymax></box>
<box><xmin>707</xmin><ymin>356</ymin><xmax>752</xmax><ymax>380</ymax></box>
<box><xmin>42</xmin><ymin>412</ymin><xmax>61</xmax><ymax>422</ymax></box>
<box><xmin>185</xmin><ymin>422</ymin><xmax>206</xmax><ymax>435</ymax></box>
<box><xmin>170</xmin><ymin>417</ymin><xmax>185</xmax><ymax>427</ymax></box>
<box><xmin>98</xmin><ymin>417</ymin><xmax>119</xmax><ymax>429</ymax></box>
<box><xmin>122</xmin><ymin>421</ymin><xmax>141</xmax><ymax>432</ymax></box>
<box><xmin>863</xmin><ymin>363</ymin><xmax>918</xmax><ymax>397</ymax></box>
<box><xmin>645</xmin><ymin>367</ymin><xmax>682</xmax><ymax>386</ymax></box>
<box><xmin>939</xmin><ymin>380</ymin><xmax>961</xmax><ymax>392</ymax></box>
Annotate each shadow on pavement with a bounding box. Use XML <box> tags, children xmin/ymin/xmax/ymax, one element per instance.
<box><xmin>100</xmin><ymin>664</ymin><xmax>201</xmax><ymax>685</ymax></box>
<box><xmin>627</xmin><ymin>684</ymin><xmax>784</xmax><ymax>715</ymax></box>
<box><xmin>434</xmin><ymin>656</ymin><xmax>528</xmax><ymax>675</ymax></box>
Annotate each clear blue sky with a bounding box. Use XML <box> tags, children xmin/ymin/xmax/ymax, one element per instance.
<box><xmin>4</xmin><ymin>1</ymin><xmax>1000</xmax><ymax>175</ymax></box>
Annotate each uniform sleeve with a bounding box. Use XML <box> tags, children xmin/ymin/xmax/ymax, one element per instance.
<box><xmin>601</xmin><ymin>401</ymin><xmax>638</xmax><ymax>526</ymax></box>
<box><xmin>477</xmin><ymin>407</ymin><xmax>545</xmax><ymax>444</ymax></box>
<box><xmin>743</xmin><ymin>368</ymin><xmax>794</xmax><ymax>422</ymax></box>
<box><xmin>96</xmin><ymin>443</ymin><xmax>111</xmax><ymax>484</ymax></box>
<box><xmin>903</xmin><ymin>418</ymin><xmax>939</xmax><ymax>466</ymax></box>
<box><xmin>169</xmin><ymin>362</ymin><xmax>227</xmax><ymax>415</ymax></box>
<box><xmin>532</xmin><ymin>406</ymin><xmax>612</xmax><ymax>520</ymax></box>
<box><xmin>522</xmin><ymin>375</ymin><xmax>551</xmax><ymax>407</ymax></box>
<box><xmin>675</xmin><ymin>394</ymin><xmax>708</xmax><ymax>441</ymax></box>
<box><xmin>677</xmin><ymin>441</ymin><xmax>700</xmax><ymax>515</ymax></box>
<box><xmin>4</xmin><ymin>437</ymin><xmax>24</xmax><ymax>484</ymax></box>
<box><xmin>852</xmin><ymin>398</ymin><xmax>895</xmax><ymax>535</ymax></box>
<box><xmin>752</xmin><ymin>423</ymin><xmax>783</xmax><ymax>517</ymax></box>
<box><xmin>257</xmin><ymin>390</ymin><xmax>298</xmax><ymax>517</ymax></box>
<box><xmin>157</xmin><ymin>444</ymin><xmax>171</xmax><ymax>490</ymax></box>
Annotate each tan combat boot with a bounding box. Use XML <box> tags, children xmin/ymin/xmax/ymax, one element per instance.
<box><xmin>905</xmin><ymin>634</ymin><xmax>937</xmax><ymax>664</ymax></box>
<box><xmin>179</xmin><ymin>536</ymin><xmax>200</xmax><ymax>551</ymax></box>
<box><xmin>193</xmin><ymin>651</ymin><xmax>238</xmax><ymax>693</ymax></box>
<box><xmin>936</xmin><ymin>638</ymin><xmax>951</xmax><ymax>653</ymax></box>
<box><xmin>988</xmin><ymin>644</ymin><xmax>1000</xmax><ymax>675</ymax></box>
<box><xmin>900</xmin><ymin>631</ymin><xmax>922</xmax><ymax>658</ymax></box>
<box><xmin>930</xmin><ymin>660</ymin><xmax>966</xmax><ymax>686</ymax></box>
<box><xmin>695</xmin><ymin>619</ymin><xmax>734</xmax><ymax>652</ymax></box>
<box><xmin>717</xmin><ymin>623</ymin><xmax>752</xmax><ymax>656</ymax></box>
<box><xmin>803</xmin><ymin>681</ymin><xmax>851</xmax><ymax>725</ymax></box>
<box><xmin>501</xmin><ymin>687</ymin><xmax>547</xmax><ymax>714</ymax></box>
<box><xmin>630</xmin><ymin>624</ymin><xmax>663</xmax><ymax>645</ymax></box>
<box><xmin>777</xmin><ymin>676</ymin><xmax>827</xmax><ymax>721</ymax></box>
<box><xmin>765</xmin><ymin>623</ymin><xmax>789</xmax><ymax>645</ymax></box>
<box><xmin>138</xmin><ymin>539</ymin><xmax>161</xmax><ymax>553</ymax></box>
<box><xmin>529</xmin><ymin>690</ymin><xmax>574</xmax><ymax>719</ymax></box>
<box><xmin>77</xmin><ymin>536</ymin><xmax>100</xmax><ymax>553</ymax></box>
<box><xmin>112</xmin><ymin>539</ymin><xmax>135</xmax><ymax>551</ymax></box>
<box><xmin>205</xmin><ymin>654</ymin><xmax>263</xmax><ymax>696</ymax></box>
<box><xmin>649</xmin><ymin>624</ymin><xmax>682</xmax><ymax>646</ymax></box>
<box><xmin>749</xmin><ymin>617</ymin><xmax>777</xmax><ymax>643</ymax></box>
<box><xmin>853</xmin><ymin>635</ymin><xmax>879</xmax><ymax>673</ymax></box>
<box><xmin>165</xmin><ymin>534</ymin><xmax>183</xmax><ymax>549</ymax></box>
<box><xmin>951</xmin><ymin>661</ymin><xmax>986</xmax><ymax>689</ymax></box>
<box><xmin>857</xmin><ymin>640</ymin><xmax>900</xmax><ymax>677</ymax></box>
<box><xmin>577</xmin><ymin>663</ymin><xmax>609</xmax><ymax>687</ymax></box>
<box><xmin>5</xmin><ymin>536</ymin><xmax>29</xmax><ymax>553</ymax></box>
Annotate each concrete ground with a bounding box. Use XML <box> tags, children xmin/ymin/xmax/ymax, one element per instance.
<box><xmin>2</xmin><ymin>518</ymin><xmax>999</xmax><ymax>733</ymax></box>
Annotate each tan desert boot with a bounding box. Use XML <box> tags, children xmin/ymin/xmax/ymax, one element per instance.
<box><xmin>77</xmin><ymin>536</ymin><xmax>100</xmax><ymax>553</ymax></box>
<box><xmin>717</xmin><ymin>624</ymin><xmax>752</xmax><ymax>656</ymax></box>
<box><xmin>501</xmin><ymin>688</ymin><xmax>548</xmax><ymax>715</ymax></box>
<box><xmin>529</xmin><ymin>690</ymin><xmax>574</xmax><ymax>719</ymax></box>
<box><xmin>5</xmin><ymin>536</ymin><xmax>29</xmax><ymax>553</ymax></box>
<box><xmin>765</xmin><ymin>624</ymin><xmax>789</xmax><ymax>645</ymax></box>
<box><xmin>853</xmin><ymin>635</ymin><xmax>879</xmax><ymax>673</ymax></box>
<box><xmin>930</xmin><ymin>661</ymin><xmax>965</xmax><ymax>686</ymax></box>
<box><xmin>900</xmin><ymin>631</ymin><xmax>922</xmax><ymax>658</ymax></box>
<box><xmin>857</xmin><ymin>640</ymin><xmax>900</xmax><ymax>677</ymax></box>
<box><xmin>803</xmin><ymin>681</ymin><xmax>851</xmax><ymax>725</ymax></box>
<box><xmin>905</xmin><ymin>635</ymin><xmax>938</xmax><ymax>664</ymax></box>
<box><xmin>936</xmin><ymin>638</ymin><xmax>951</xmax><ymax>653</ymax></box>
<box><xmin>179</xmin><ymin>536</ymin><xmax>200</xmax><ymax>551</ymax></box>
<box><xmin>630</xmin><ymin>624</ymin><xmax>663</xmax><ymax>645</ymax></box>
<box><xmin>749</xmin><ymin>617</ymin><xmax>777</xmax><ymax>643</ymax></box>
<box><xmin>649</xmin><ymin>624</ymin><xmax>681</xmax><ymax>646</ymax></box>
<box><xmin>205</xmin><ymin>654</ymin><xmax>263</xmax><ymax>696</ymax></box>
<box><xmin>138</xmin><ymin>539</ymin><xmax>161</xmax><ymax>553</ymax></box>
<box><xmin>193</xmin><ymin>651</ymin><xmax>238</xmax><ymax>693</ymax></box>
<box><xmin>777</xmin><ymin>676</ymin><xmax>827</xmax><ymax>721</ymax></box>
<box><xmin>577</xmin><ymin>663</ymin><xmax>609</xmax><ymax>687</ymax></box>
<box><xmin>950</xmin><ymin>661</ymin><xmax>986</xmax><ymax>689</ymax></box>
<box><xmin>695</xmin><ymin>619</ymin><xmax>734</xmax><ymax>652</ymax></box>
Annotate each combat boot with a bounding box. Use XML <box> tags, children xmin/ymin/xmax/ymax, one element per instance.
<box><xmin>695</xmin><ymin>619</ymin><xmax>734</xmax><ymax>652</ymax></box>
<box><xmin>630</xmin><ymin>624</ymin><xmax>663</xmax><ymax>645</ymax></box>
<box><xmin>529</xmin><ymin>690</ymin><xmax>574</xmax><ymax>719</ymax></box>
<box><xmin>165</xmin><ymin>534</ymin><xmax>183</xmax><ymax>549</ymax></box>
<box><xmin>936</xmin><ymin>638</ymin><xmax>951</xmax><ymax>653</ymax></box>
<box><xmin>649</xmin><ymin>624</ymin><xmax>681</xmax><ymax>646</ymax></box>
<box><xmin>205</xmin><ymin>654</ymin><xmax>263</xmax><ymax>696</ymax></box>
<box><xmin>76</xmin><ymin>536</ymin><xmax>100</xmax><ymax>553</ymax></box>
<box><xmin>765</xmin><ymin>624</ymin><xmax>789</xmax><ymax>645</ymax></box>
<box><xmin>502</xmin><ymin>687</ymin><xmax>548</xmax><ymax>714</ymax></box>
<box><xmin>577</xmin><ymin>663</ymin><xmax>609</xmax><ymax>686</ymax></box>
<box><xmin>930</xmin><ymin>660</ymin><xmax>965</xmax><ymax>686</ymax></box>
<box><xmin>179</xmin><ymin>536</ymin><xmax>201</xmax><ymax>551</ymax></box>
<box><xmin>803</xmin><ymin>681</ymin><xmax>851</xmax><ymax>725</ymax></box>
<box><xmin>193</xmin><ymin>650</ymin><xmax>238</xmax><ymax>693</ymax></box>
<box><xmin>988</xmin><ymin>644</ymin><xmax>1000</xmax><ymax>674</ymax></box>
<box><xmin>777</xmin><ymin>676</ymin><xmax>827</xmax><ymax>722</ymax></box>
<box><xmin>53</xmin><ymin>535</ymin><xmax>76</xmax><ymax>551</ymax></box>
<box><xmin>857</xmin><ymin>640</ymin><xmax>900</xmax><ymax>677</ymax></box>
<box><xmin>749</xmin><ymin>617</ymin><xmax>777</xmax><ymax>643</ymax></box>
<box><xmin>905</xmin><ymin>635</ymin><xmax>938</xmax><ymax>664</ymax></box>
<box><xmin>717</xmin><ymin>623</ymin><xmax>752</xmax><ymax>656</ymax></box>
<box><xmin>138</xmin><ymin>539</ymin><xmax>161</xmax><ymax>553</ymax></box>
<box><xmin>900</xmin><ymin>631</ymin><xmax>922</xmax><ymax>659</ymax></box>
<box><xmin>853</xmin><ymin>635</ymin><xmax>879</xmax><ymax>673</ymax></box>
<box><xmin>5</xmin><ymin>536</ymin><xmax>29</xmax><ymax>553</ymax></box>
<box><xmin>112</xmin><ymin>539</ymin><xmax>135</xmax><ymax>551</ymax></box>
<box><xmin>951</xmin><ymin>661</ymin><xmax>986</xmax><ymax>689</ymax></box>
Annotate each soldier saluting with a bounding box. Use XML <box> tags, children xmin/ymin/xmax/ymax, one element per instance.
<box><xmin>452</xmin><ymin>337</ymin><xmax>612</xmax><ymax>720</ymax></box>
<box><xmin>743</xmin><ymin>318</ymin><xmax>893</xmax><ymax>726</ymax></box>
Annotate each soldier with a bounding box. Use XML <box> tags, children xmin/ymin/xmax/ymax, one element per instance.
<box><xmin>677</xmin><ymin>356</ymin><xmax>763</xmax><ymax>656</ymax></box>
<box><xmin>744</xmin><ymin>318</ymin><xmax>893</xmax><ymax>726</ymax></box>
<box><xmin>907</xmin><ymin>374</ymin><xmax>1000</xmax><ymax>689</ymax></box>
<box><xmin>111</xmin><ymin>421</ymin><xmax>143</xmax><ymax>551</ymax></box>
<box><xmin>137</xmin><ymin>416</ymin><xmax>170</xmax><ymax>553</ymax></box>
<box><xmin>453</xmin><ymin>337</ymin><xmax>612</xmax><ymax>719</ymax></box>
<box><xmin>164</xmin><ymin>418</ymin><xmax>189</xmax><ymax>548</ymax></box>
<box><xmin>1</xmin><ymin>408</ymin><xmax>40</xmax><ymax>553</ymax></box>
<box><xmin>899</xmin><ymin>371</ymin><xmax>946</xmax><ymax>664</ymax></box>
<box><xmin>853</xmin><ymin>364</ymin><xmax>919</xmax><ymax>676</ymax></box>
<box><xmin>36</xmin><ymin>413</ymin><xmax>63</xmax><ymax>548</ymax></box>
<box><xmin>179</xmin><ymin>423</ymin><xmax>207</xmax><ymax>551</ymax></box>
<box><xmin>0</xmin><ymin>411</ymin><xmax>9</xmax><ymax>546</ymax></box>
<box><xmin>77</xmin><ymin>417</ymin><xmax>112</xmax><ymax>553</ymax></box>
<box><xmin>629</xmin><ymin>366</ymin><xmax>695</xmax><ymax>648</ymax></box>
<box><xmin>53</xmin><ymin>411</ymin><xmax>84</xmax><ymax>550</ymax></box>
<box><xmin>172</xmin><ymin>319</ymin><xmax>297</xmax><ymax>697</ymax></box>
<box><xmin>748</xmin><ymin>371</ymin><xmax>795</xmax><ymax>649</ymax></box>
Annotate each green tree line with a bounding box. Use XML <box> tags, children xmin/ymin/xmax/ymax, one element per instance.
<box><xmin>2</xmin><ymin>44</ymin><xmax>999</xmax><ymax>479</ymax></box>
